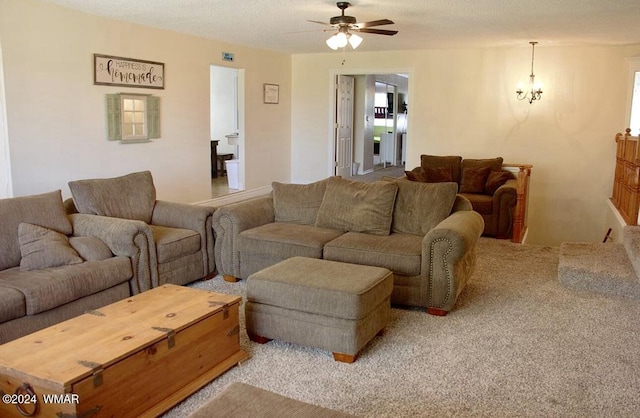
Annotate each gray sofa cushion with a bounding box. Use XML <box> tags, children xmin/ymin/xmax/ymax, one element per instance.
<box><xmin>69</xmin><ymin>236</ymin><xmax>114</xmax><ymax>261</ymax></box>
<box><xmin>68</xmin><ymin>171</ymin><xmax>156</xmax><ymax>224</ymax></box>
<box><xmin>0</xmin><ymin>285</ymin><xmax>26</xmax><ymax>323</ymax></box>
<box><xmin>0</xmin><ymin>190</ymin><xmax>73</xmax><ymax>271</ymax></box>
<box><xmin>239</xmin><ymin>222</ymin><xmax>343</xmax><ymax>260</ymax></box>
<box><xmin>272</xmin><ymin>178</ymin><xmax>330</xmax><ymax>225</ymax></box>
<box><xmin>384</xmin><ymin>179</ymin><xmax>458</xmax><ymax>235</ymax></box>
<box><xmin>149</xmin><ymin>225</ymin><xmax>201</xmax><ymax>264</ymax></box>
<box><xmin>18</xmin><ymin>223</ymin><xmax>83</xmax><ymax>271</ymax></box>
<box><xmin>0</xmin><ymin>257</ymin><xmax>132</xmax><ymax>315</ymax></box>
<box><xmin>315</xmin><ymin>177</ymin><xmax>398</xmax><ymax>236</ymax></box>
<box><xmin>324</xmin><ymin>232</ymin><xmax>423</xmax><ymax>276</ymax></box>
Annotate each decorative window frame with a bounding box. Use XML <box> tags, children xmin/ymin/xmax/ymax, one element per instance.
<box><xmin>106</xmin><ymin>93</ymin><xmax>160</xmax><ymax>143</ymax></box>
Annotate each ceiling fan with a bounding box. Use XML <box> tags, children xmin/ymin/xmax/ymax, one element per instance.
<box><xmin>309</xmin><ymin>2</ymin><xmax>398</xmax><ymax>50</ymax></box>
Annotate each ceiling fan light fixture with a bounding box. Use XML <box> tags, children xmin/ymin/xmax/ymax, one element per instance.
<box><xmin>348</xmin><ymin>33</ymin><xmax>362</xmax><ymax>49</ymax></box>
<box><xmin>326</xmin><ymin>31</ymin><xmax>349</xmax><ymax>49</ymax></box>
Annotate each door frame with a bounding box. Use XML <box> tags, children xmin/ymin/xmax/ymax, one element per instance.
<box><xmin>210</xmin><ymin>65</ymin><xmax>245</xmax><ymax>192</ymax></box>
<box><xmin>327</xmin><ymin>67</ymin><xmax>414</xmax><ymax>178</ymax></box>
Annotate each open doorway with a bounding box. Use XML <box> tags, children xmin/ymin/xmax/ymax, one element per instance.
<box><xmin>334</xmin><ymin>72</ymin><xmax>409</xmax><ymax>178</ymax></box>
<box><xmin>210</xmin><ymin>65</ymin><xmax>245</xmax><ymax>198</ymax></box>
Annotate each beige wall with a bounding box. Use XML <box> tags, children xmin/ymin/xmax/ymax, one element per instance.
<box><xmin>0</xmin><ymin>0</ymin><xmax>291</xmax><ymax>202</ymax></box>
<box><xmin>292</xmin><ymin>46</ymin><xmax>640</xmax><ymax>245</ymax></box>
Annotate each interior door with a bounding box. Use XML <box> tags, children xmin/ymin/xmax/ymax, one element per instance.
<box><xmin>335</xmin><ymin>75</ymin><xmax>354</xmax><ymax>177</ymax></box>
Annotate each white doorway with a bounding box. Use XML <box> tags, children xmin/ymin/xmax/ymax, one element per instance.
<box><xmin>210</xmin><ymin>65</ymin><xmax>245</xmax><ymax>197</ymax></box>
<box><xmin>332</xmin><ymin>71</ymin><xmax>410</xmax><ymax>177</ymax></box>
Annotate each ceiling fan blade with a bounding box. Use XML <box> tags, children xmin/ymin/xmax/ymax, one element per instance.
<box><xmin>354</xmin><ymin>19</ymin><xmax>394</xmax><ymax>28</ymax></box>
<box><xmin>307</xmin><ymin>19</ymin><xmax>332</xmax><ymax>26</ymax></box>
<box><xmin>358</xmin><ymin>28</ymin><xmax>398</xmax><ymax>36</ymax></box>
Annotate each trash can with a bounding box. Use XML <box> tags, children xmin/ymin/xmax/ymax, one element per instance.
<box><xmin>225</xmin><ymin>159</ymin><xmax>239</xmax><ymax>189</ymax></box>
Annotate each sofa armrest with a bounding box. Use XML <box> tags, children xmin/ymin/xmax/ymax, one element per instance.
<box><xmin>491</xmin><ymin>180</ymin><xmax>518</xmax><ymax>238</ymax></box>
<box><xmin>152</xmin><ymin>201</ymin><xmax>216</xmax><ymax>276</ymax></box>
<box><xmin>212</xmin><ymin>195</ymin><xmax>274</xmax><ymax>278</ymax></box>
<box><xmin>422</xmin><ymin>210</ymin><xmax>484</xmax><ymax>314</ymax></box>
<box><xmin>69</xmin><ymin>213</ymin><xmax>157</xmax><ymax>294</ymax></box>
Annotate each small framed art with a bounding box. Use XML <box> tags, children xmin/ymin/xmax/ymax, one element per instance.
<box><xmin>263</xmin><ymin>83</ymin><xmax>279</xmax><ymax>104</ymax></box>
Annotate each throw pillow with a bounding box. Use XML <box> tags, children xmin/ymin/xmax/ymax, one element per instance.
<box><xmin>0</xmin><ymin>190</ymin><xmax>73</xmax><ymax>271</ymax></box>
<box><xmin>384</xmin><ymin>178</ymin><xmax>458</xmax><ymax>235</ymax></box>
<box><xmin>18</xmin><ymin>223</ymin><xmax>83</xmax><ymax>271</ymax></box>
<box><xmin>272</xmin><ymin>178</ymin><xmax>330</xmax><ymax>225</ymax></box>
<box><xmin>423</xmin><ymin>167</ymin><xmax>454</xmax><ymax>183</ymax></box>
<box><xmin>315</xmin><ymin>177</ymin><xmax>398</xmax><ymax>236</ymax></box>
<box><xmin>68</xmin><ymin>171</ymin><xmax>156</xmax><ymax>224</ymax></box>
<box><xmin>484</xmin><ymin>171</ymin><xmax>514</xmax><ymax>195</ymax></box>
<box><xmin>460</xmin><ymin>166</ymin><xmax>492</xmax><ymax>193</ymax></box>
<box><xmin>461</xmin><ymin>157</ymin><xmax>504</xmax><ymax>172</ymax></box>
<box><xmin>69</xmin><ymin>236</ymin><xmax>114</xmax><ymax>261</ymax></box>
<box><xmin>420</xmin><ymin>155</ymin><xmax>463</xmax><ymax>184</ymax></box>
<box><xmin>405</xmin><ymin>170</ymin><xmax>428</xmax><ymax>183</ymax></box>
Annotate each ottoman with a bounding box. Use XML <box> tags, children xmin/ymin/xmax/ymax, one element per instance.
<box><xmin>245</xmin><ymin>256</ymin><xmax>393</xmax><ymax>363</ymax></box>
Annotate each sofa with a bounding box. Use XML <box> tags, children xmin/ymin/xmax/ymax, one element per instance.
<box><xmin>66</xmin><ymin>171</ymin><xmax>216</xmax><ymax>288</ymax></box>
<box><xmin>213</xmin><ymin>176</ymin><xmax>484</xmax><ymax>315</ymax></box>
<box><xmin>0</xmin><ymin>190</ymin><xmax>147</xmax><ymax>344</ymax></box>
<box><xmin>406</xmin><ymin>155</ymin><xmax>532</xmax><ymax>242</ymax></box>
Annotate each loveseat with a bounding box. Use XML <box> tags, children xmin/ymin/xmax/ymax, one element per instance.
<box><xmin>406</xmin><ymin>155</ymin><xmax>532</xmax><ymax>242</ymax></box>
<box><xmin>213</xmin><ymin>176</ymin><xmax>484</xmax><ymax>315</ymax></box>
<box><xmin>66</xmin><ymin>171</ymin><xmax>216</xmax><ymax>287</ymax></box>
<box><xmin>0</xmin><ymin>190</ymin><xmax>147</xmax><ymax>344</ymax></box>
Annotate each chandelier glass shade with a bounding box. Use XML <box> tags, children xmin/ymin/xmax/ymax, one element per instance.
<box><xmin>516</xmin><ymin>42</ymin><xmax>543</xmax><ymax>104</ymax></box>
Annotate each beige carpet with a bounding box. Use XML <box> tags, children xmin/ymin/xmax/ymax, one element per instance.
<box><xmin>163</xmin><ymin>238</ymin><xmax>640</xmax><ymax>417</ymax></box>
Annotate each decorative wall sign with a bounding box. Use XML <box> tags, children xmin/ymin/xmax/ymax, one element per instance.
<box><xmin>94</xmin><ymin>54</ymin><xmax>164</xmax><ymax>89</ymax></box>
<box><xmin>263</xmin><ymin>83</ymin><xmax>279</xmax><ymax>104</ymax></box>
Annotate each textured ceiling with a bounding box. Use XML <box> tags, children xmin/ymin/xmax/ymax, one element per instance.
<box><xmin>40</xmin><ymin>0</ymin><xmax>640</xmax><ymax>54</ymax></box>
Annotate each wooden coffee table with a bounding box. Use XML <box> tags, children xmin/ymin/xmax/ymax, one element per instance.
<box><xmin>0</xmin><ymin>284</ymin><xmax>248</xmax><ymax>418</ymax></box>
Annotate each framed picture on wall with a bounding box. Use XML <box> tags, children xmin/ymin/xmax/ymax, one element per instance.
<box><xmin>264</xmin><ymin>83</ymin><xmax>279</xmax><ymax>104</ymax></box>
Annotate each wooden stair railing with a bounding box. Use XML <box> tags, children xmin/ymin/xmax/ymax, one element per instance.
<box><xmin>612</xmin><ymin>128</ymin><xmax>640</xmax><ymax>225</ymax></box>
<box><xmin>503</xmin><ymin>164</ymin><xmax>533</xmax><ymax>243</ymax></box>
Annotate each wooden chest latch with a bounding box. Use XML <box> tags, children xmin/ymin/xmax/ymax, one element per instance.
<box><xmin>78</xmin><ymin>360</ymin><xmax>104</xmax><ymax>388</ymax></box>
<box><xmin>209</xmin><ymin>301</ymin><xmax>230</xmax><ymax>319</ymax></box>
<box><xmin>152</xmin><ymin>327</ymin><xmax>176</xmax><ymax>348</ymax></box>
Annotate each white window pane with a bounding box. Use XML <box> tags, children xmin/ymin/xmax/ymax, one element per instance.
<box><xmin>123</xmin><ymin>124</ymin><xmax>134</xmax><ymax>136</ymax></box>
<box><xmin>124</xmin><ymin>112</ymin><xmax>134</xmax><ymax>123</ymax></box>
<box><xmin>134</xmin><ymin>112</ymin><xmax>144</xmax><ymax>123</ymax></box>
<box><xmin>123</xmin><ymin>99</ymin><xmax>134</xmax><ymax>111</ymax></box>
<box><xmin>134</xmin><ymin>123</ymin><xmax>144</xmax><ymax>135</ymax></box>
<box><xmin>134</xmin><ymin>99</ymin><xmax>145</xmax><ymax>111</ymax></box>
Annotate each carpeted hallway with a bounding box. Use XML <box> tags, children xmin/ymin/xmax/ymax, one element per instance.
<box><xmin>163</xmin><ymin>238</ymin><xmax>640</xmax><ymax>417</ymax></box>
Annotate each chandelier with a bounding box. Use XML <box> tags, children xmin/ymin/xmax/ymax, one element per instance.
<box><xmin>516</xmin><ymin>42</ymin><xmax>543</xmax><ymax>104</ymax></box>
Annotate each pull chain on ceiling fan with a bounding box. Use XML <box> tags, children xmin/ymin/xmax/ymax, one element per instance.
<box><xmin>308</xmin><ymin>2</ymin><xmax>398</xmax><ymax>50</ymax></box>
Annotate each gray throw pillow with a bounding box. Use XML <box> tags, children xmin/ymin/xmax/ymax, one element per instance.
<box><xmin>0</xmin><ymin>190</ymin><xmax>73</xmax><ymax>271</ymax></box>
<box><xmin>272</xmin><ymin>178</ymin><xmax>331</xmax><ymax>225</ymax></box>
<box><xmin>18</xmin><ymin>223</ymin><xmax>83</xmax><ymax>271</ymax></box>
<box><xmin>384</xmin><ymin>179</ymin><xmax>458</xmax><ymax>235</ymax></box>
<box><xmin>68</xmin><ymin>171</ymin><xmax>156</xmax><ymax>223</ymax></box>
<box><xmin>315</xmin><ymin>177</ymin><xmax>398</xmax><ymax>236</ymax></box>
<box><xmin>69</xmin><ymin>236</ymin><xmax>114</xmax><ymax>261</ymax></box>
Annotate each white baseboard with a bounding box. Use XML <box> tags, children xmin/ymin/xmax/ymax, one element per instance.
<box><xmin>193</xmin><ymin>185</ymin><xmax>272</xmax><ymax>208</ymax></box>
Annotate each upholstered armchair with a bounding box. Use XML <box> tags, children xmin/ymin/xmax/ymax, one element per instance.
<box><xmin>67</xmin><ymin>171</ymin><xmax>216</xmax><ymax>288</ymax></box>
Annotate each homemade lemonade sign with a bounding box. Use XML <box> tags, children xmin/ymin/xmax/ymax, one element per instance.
<box><xmin>94</xmin><ymin>54</ymin><xmax>164</xmax><ymax>89</ymax></box>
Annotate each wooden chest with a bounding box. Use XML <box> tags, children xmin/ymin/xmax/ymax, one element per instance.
<box><xmin>0</xmin><ymin>284</ymin><xmax>248</xmax><ymax>417</ymax></box>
